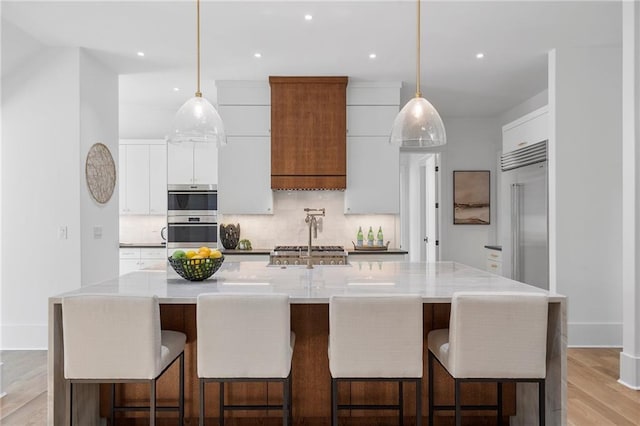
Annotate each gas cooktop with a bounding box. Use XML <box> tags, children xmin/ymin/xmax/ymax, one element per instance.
<box><xmin>270</xmin><ymin>245</ymin><xmax>348</xmax><ymax>266</ymax></box>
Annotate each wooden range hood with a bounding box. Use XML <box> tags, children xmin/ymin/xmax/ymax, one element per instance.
<box><xmin>269</xmin><ymin>76</ymin><xmax>348</xmax><ymax>190</ymax></box>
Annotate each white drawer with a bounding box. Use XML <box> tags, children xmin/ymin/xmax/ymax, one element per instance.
<box><xmin>141</xmin><ymin>248</ymin><xmax>166</xmax><ymax>259</ymax></box>
<box><xmin>486</xmin><ymin>249</ymin><xmax>502</xmax><ymax>262</ymax></box>
<box><xmin>486</xmin><ymin>258</ymin><xmax>503</xmax><ymax>275</ymax></box>
<box><xmin>119</xmin><ymin>248</ymin><xmax>140</xmax><ymax>259</ymax></box>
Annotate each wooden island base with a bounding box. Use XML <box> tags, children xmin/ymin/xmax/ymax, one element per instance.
<box><xmin>100</xmin><ymin>304</ymin><xmax>516</xmax><ymax>424</ymax></box>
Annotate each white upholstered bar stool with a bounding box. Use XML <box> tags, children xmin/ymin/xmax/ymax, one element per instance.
<box><xmin>328</xmin><ymin>295</ymin><xmax>423</xmax><ymax>426</ymax></box>
<box><xmin>62</xmin><ymin>295</ymin><xmax>186</xmax><ymax>426</ymax></box>
<box><xmin>196</xmin><ymin>293</ymin><xmax>295</xmax><ymax>426</ymax></box>
<box><xmin>427</xmin><ymin>291</ymin><xmax>548</xmax><ymax>426</ymax></box>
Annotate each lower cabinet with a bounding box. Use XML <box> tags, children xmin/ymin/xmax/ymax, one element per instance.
<box><xmin>119</xmin><ymin>248</ymin><xmax>166</xmax><ymax>276</ymax></box>
<box><xmin>485</xmin><ymin>248</ymin><xmax>503</xmax><ymax>275</ymax></box>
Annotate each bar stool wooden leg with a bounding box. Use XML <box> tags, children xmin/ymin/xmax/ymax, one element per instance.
<box><xmin>199</xmin><ymin>380</ymin><xmax>205</xmax><ymax>426</ymax></box>
<box><xmin>399</xmin><ymin>381</ymin><xmax>404</xmax><ymax>426</ymax></box>
<box><xmin>428</xmin><ymin>352</ymin><xmax>434</xmax><ymax>426</ymax></box>
<box><xmin>416</xmin><ymin>378</ymin><xmax>422</xmax><ymax>426</ymax></box>
<box><xmin>219</xmin><ymin>382</ymin><xmax>225</xmax><ymax>426</ymax></box>
<box><xmin>497</xmin><ymin>382</ymin><xmax>503</xmax><ymax>426</ymax></box>
<box><xmin>150</xmin><ymin>379</ymin><xmax>156</xmax><ymax>426</ymax></box>
<box><xmin>455</xmin><ymin>379</ymin><xmax>461</xmax><ymax>426</ymax></box>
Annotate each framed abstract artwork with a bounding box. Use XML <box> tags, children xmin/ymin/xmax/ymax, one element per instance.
<box><xmin>453</xmin><ymin>170</ymin><xmax>490</xmax><ymax>225</ymax></box>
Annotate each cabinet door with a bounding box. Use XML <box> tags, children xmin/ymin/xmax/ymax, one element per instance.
<box><xmin>345</xmin><ymin>136</ymin><xmax>399</xmax><ymax>214</ymax></box>
<box><xmin>124</xmin><ymin>145</ymin><xmax>150</xmax><ymax>214</ymax></box>
<box><xmin>503</xmin><ymin>108</ymin><xmax>548</xmax><ymax>154</ymax></box>
<box><xmin>219</xmin><ymin>137</ymin><xmax>273</xmax><ymax>214</ymax></box>
<box><xmin>194</xmin><ymin>143</ymin><xmax>218</xmax><ymax>184</ymax></box>
<box><xmin>218</xmin><ymin>105</ymin><xmax>271</xmax><ymax>136</ymax></box>
<box><xmin>119</xmin><ymin>259</ymin><xmax>140</xmax><ymax>276</ymax></box>
<box><xmin>167</xmin><ymin>142</ymin><xmax>195</xmax><ymax>184</ymax></box>
<box><xmin>119</xmin><ymin>145</ymin><xmax>128</xmax><ymax>214</ymax></box>
<box><xmin>347</xmin><ymin>106</ymin><xmax>398</xmax><ymax>136</ymax></box>
<box><xmin>148</xmin><ymin>145</ymin><xmax>167</xmax><ymax>214</ymax></box>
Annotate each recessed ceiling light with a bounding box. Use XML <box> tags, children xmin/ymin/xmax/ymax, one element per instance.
<box><xmin>137</xmin><ymin>51</ymin><xmax>145</xmax><ymax>57</ymax></box>
<box><xmin>254</xmin><ymin>52</ymin><xmax>262</xmax><ymax>58</ymax></box>
<box><xmin>173</xmin><ymin>87</ymin><xmax>180</xmax><ymax>92</ymax></box>
<box><xmin>476</xmin><ymin>52</ymin><xmax>485</xmax><ymax>59</ymax></box>
<box><xmin>369</xmin><ymin>53</ymin><xmax>377</xmax><ymax>59</ymax></box>
<box><xmin>304</xmin><ymin>14</ymin><xmax>313</xmax><ymax>21</ymax></box>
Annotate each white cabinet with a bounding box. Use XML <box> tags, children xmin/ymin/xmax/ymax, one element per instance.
<box><xmin>218</xmin><ymin>105</ymin><xmax>270</xmax><ymax>136</ymax></box>
<box><xmin>218</xmin><ymin>137</ymin><xmax>273</xmax><ymax>214</ymax></box>
<box><xmin>485</xmin><ymin>248</ymin><xmax>503</xmax><ymax>275</ymax></box>
<box><xmin>502</xmin><ymin>106</ymin><xmax>548</xmax><ymax>154</ymax></box>
<box><xmin>343</xmin><ymin>84</ymin><xmax>400</xmax><ymax>214</ymax></box>
<box><xmin>168</xmin><ymin>142</ymin><xmax>218</xmax><ymax>185</ymax></box>
<box><xmin>345</xmin><ymin>136</ymin><xmax>399</xmax><ymax>214</ymax></box>
<box><xmin>119</xmin><ymin>141</ymin><xmax>167</xmax><ymax>215</ymax></box>
<box><xmin>346</xmin><ymin>106</ymin><xmax>398</xmax><ymax>136</ymax></box>
<box><xmin>148</xmin><ymin>145</ymin><xmax>167</xmax><ymax>214</ymax></box>
<box><xmin>119</xmin><ymin>247</ymin><xmax>166</xmax><ymax>276</ymax></box>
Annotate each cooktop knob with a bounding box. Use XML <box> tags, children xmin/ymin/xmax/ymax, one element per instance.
<box><xmin>283</xmin><ymin>260</ymin><xmax>289</xmax><ymax>265</ymax></box>
<box><xmin>294</xmin><ymin>260</ymin><xmax>300</xmax><ymax>265</ymax></box>
<box><xmin>330</xmin><ymin>260</ymin><xmax>336</xmax><ymax>265</ymax></box>
<box><xmin>319</xmin><ymin>260</ymin><xmax>325</xmax><ymax>265</ymax></box>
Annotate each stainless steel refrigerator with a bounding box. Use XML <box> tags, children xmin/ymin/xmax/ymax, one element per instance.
<box><xmin>500</xmin><ymin>141</ymin><xmax>548</xmax><ymax>289</ymax></box>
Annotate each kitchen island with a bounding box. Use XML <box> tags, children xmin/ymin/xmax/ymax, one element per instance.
<box><xmin>48</xmin><ymin>261</ymin><xmax>566</xmax><ymax>425</ymax></box>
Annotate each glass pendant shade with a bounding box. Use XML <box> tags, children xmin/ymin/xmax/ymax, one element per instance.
<box><xmin>389</xmin><ymin>96</ymin><xmax>446</xmax><ymax>148</ymax></box>
<box><xmin>168</xmin><ymin>96</ymin><xmax>227</xmax><ymax>146</ymax></box>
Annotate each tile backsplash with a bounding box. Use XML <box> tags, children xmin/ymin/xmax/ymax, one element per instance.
<box><xmin>120</xmin><ymin>215</ymin><xmax>167</xmax><ymax>244</ymax></box>
<box><xmin>220</xmin><ymin>191</ymin><xmax>399</xmax><ymax>249</ymax></box>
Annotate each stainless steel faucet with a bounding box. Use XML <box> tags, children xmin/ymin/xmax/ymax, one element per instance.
<box><xmin>303</xmin><ymin>208</ymin><xmax>325</xmax><ymax>269</ymax></box>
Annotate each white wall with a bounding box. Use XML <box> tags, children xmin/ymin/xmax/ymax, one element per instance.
<box><xmin>498</xmin><ymin>90</ymin><xmax>548</xmax><ymax>127</ymax></box>
<box><xmin>2</xmin><ymin>45</ymin><xmax>82</xmax><ymax>349</ymax></box>
<box><xmin>549</xmin><ymin>47</ymin><xmax>623</xmax><ymax>347</ymax></box>
<box><xmin>79</xmin><ymin>50</ymin><xmax>119</xmax><ymax>286</ymax></box>
<box><xmin>1</xmin><ymin>25</ymin><xmax>119</xmax><ymax>349</ymax></box>
<box><xmin>438</xmin><ymin>117</ymin><xmax>501</xmax><ymax>270</ymax></box>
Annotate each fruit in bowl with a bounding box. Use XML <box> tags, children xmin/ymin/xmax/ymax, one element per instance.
<box><xmin>169</xmin><ymin>247</ymin><xmax>224</xmax><ymax>281</ymax></box>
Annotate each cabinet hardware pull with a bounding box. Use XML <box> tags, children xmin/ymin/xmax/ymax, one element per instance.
<box><xmin>518</xmin><ymin>142</ymin><xmax>527</xmax><ymax>146</ymax></box>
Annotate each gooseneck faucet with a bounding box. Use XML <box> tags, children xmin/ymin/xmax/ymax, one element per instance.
<box><xmin>303</xmin><ymin>208</ymin><xmax>325</xmax><ymax>269</ymax></box>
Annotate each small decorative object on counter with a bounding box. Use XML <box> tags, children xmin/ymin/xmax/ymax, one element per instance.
<box><xmin>357</xmin><ymin>226</ymin><xmax>364</xmax><ymax>247</ymax></box>
<box><xmin>237</xmin><ymin>239</ymin><xmax>252</xmax><ymax>250</ymax></box>
<box><xmin>377</xmin><ymin>226</ymin><xmax>384</xmax><ymax>246</ymax></box>
<box><xmin>367</xmin><ymin>226</ymin><xmax>374</xmax><ymax>246</ymax></box>
<box><xmin>220</xmin><ymin>223</ymin><xmax>240</xmax><ymax>249</ymax></box>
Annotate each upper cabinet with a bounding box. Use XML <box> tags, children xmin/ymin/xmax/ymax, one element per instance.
<box><xmin>119</xmin><ymin>140</ymin><xmax>166</xmax><ymax>215</ymax></box>
<box><xmin>269</xmin><ymin>76</ymin><xmax>348</xmax><ymax>190</ymax></box>
<box><xmin>502</xmin><ymin>106</ymin><xmax>548</xmax><ymax>154</ymax></box>
<box><xmin>344</xmin><ymin>82</ymin><xmax>401</xmax><ymax>214</ymax></box>
<box><xmin>167</xmin><ymin>142</ymin><xmax>218</xmax><ymax>185</ymax></box>
<box><xmin>217</xmin><ymin>81</ymin><xmax>273</xmax><ymax>214</ymax></box>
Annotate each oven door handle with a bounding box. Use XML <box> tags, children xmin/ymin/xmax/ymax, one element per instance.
<box><xmin>168</xmin><ymin>223</ymin><xmax>217</xmax><ymax>227</ymax></box>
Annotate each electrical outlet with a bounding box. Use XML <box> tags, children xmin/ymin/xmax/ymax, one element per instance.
<box><xmin>58</xmin><ymin>226</ymin><xmax>68</xmax><ymax>240</ymax></box>
<box><xmin>93</xmin><ymin>226</ymin><xmax>103</xmax><ymax>239</ymax></box>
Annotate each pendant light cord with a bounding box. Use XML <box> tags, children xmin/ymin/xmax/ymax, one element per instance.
<box><xmin>196</xmin><ymin>0</ymin><xmax>202</xmax><ymax>97</ymax></box>
<box><xmin>416</xmin><ymin>0</ymin><xmax>422</xmax><ymax>98</ymax></box>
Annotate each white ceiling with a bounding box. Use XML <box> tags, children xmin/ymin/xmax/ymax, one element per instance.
<box><xmin>1</xmin><ymin>0</ymin><xmax>622</xmax><ymax>126</ymax></box>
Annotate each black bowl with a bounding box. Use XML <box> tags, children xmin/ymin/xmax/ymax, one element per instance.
<box><xmin>168</xmin><ymin>255</ymin><xmax>225</xmax><ymax>281</ymax></box>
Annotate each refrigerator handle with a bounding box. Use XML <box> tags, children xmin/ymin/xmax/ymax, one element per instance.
<box><xmin>511</xmin><ymin>183</ymin><xmax>521</xmax><ymax>282</ymax></box>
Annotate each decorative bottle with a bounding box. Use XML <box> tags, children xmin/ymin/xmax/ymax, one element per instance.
<box><xmin>377</xmin><ymin>226</ymin><xmax>384</xmax><ymax>246</ymax></box>
<box><xmin>357</xmin><ymin>226</ymin><xmax>364</xmax><ymax>247</ymax></box>
<box><xmin>367</xmin><ymin>226</ymin><xmax>374</xmax><ymax>246</ymax></box>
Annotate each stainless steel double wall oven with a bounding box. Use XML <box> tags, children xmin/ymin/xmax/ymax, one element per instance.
<box><xmin>167</xmin><ymin>184</ymin><xmax>218</xmax><ymax>249</ymax></box>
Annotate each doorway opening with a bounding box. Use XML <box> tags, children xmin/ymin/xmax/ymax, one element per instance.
<box><xmin>399</xmin><ymin>152</ymin><xmax>441</xmax><ymax>262</ymax></box>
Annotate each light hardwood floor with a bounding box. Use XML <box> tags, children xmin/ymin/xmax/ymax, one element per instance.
<box><xmin>0</xmin><ymin>349</ymin><xmax>638</xmax><ymax>425</ymax></box>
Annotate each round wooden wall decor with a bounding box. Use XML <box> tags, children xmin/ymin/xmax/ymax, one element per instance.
<box><xmin>85</xmin><ymin>142</ymin><xmax>116</xmax><ymax>204</ymax></box>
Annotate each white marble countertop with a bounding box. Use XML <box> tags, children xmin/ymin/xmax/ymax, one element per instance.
<box><xmin>50</xmin><ymin>261</ymin><xmax>564</xmax><ymax>304</ymax></box>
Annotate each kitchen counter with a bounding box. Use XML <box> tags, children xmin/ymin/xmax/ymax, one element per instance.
<box><xmin>119</xmin><ymin>242</ymin><xmax>166</xmax><ymax>248</ymax></box>
<box><xmin>48</xmin><ymin>261</ymin><xmax>566</xmax><ymax>426</ymax></box>
<box><xmin>220</xmin><ymin>248</ymin><xmax>271</xmax><ymax>255</ymax></box>
<box><xmin>347</xmin><ymin>248</ymin><xmax>408</xmax><ymax>255</ymax></box>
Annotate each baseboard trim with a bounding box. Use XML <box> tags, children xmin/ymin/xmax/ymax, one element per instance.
<box><xmin>619</xmin><ymin>351</ymin><xmax>640</xmax><ymax>389</ymax></box>
<box><xmin>0</xmin><ymin>324</ymin><xmax>48</xmax><ymax>350</ymax></box>
<box><xmin>568</xmin><ymin>322</ymin><xmax>622</xmax><ymax>347</ymax></box>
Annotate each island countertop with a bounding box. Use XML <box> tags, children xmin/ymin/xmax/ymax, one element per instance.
<box><xmin>50</xmin><ymin>261</ymin><xmax>564</xmax><ymax>304</ymax></box>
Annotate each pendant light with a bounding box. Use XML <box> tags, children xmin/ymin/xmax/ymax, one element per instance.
<box><xmin>390</xmin><ymin>0</ymin><xmax>446</xmax><ymax>148</ymax></box>
<box><xmin>168</xmin><ymin>0</ymin><xmax>226</xmax><ymax>146</ymax></box>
